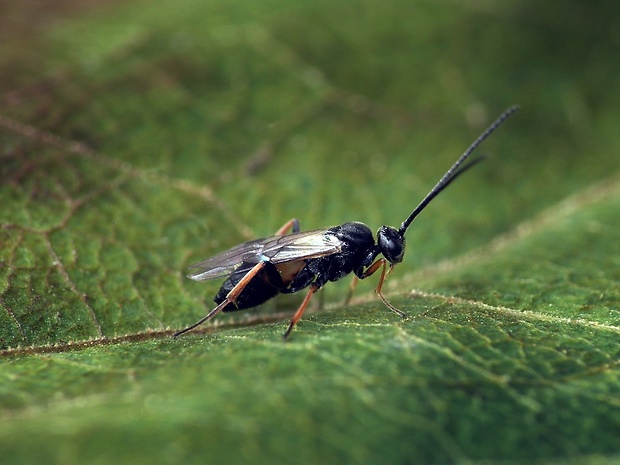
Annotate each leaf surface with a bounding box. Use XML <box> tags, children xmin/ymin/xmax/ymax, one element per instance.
<box><xmin>1</xmin><ymin>1</ymin><xmax>619</xmax><ymax>464</ymax></box>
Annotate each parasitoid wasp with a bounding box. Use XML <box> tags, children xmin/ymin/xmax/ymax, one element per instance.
<box><xmin>175</xmin><ymin>106</ymin><xmax>518</xmax><ymax>339</ymax></box>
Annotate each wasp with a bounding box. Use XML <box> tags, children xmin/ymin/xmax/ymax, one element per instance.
<box><xmin>174</xmin><ymin>106</ymin><xmax>518</xmax><ymax>339</ymax></box>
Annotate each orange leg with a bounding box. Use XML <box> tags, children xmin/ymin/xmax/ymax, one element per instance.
<box><xmin>174</xmin><ymin>261</ymin><xmax>267</xmax><ymax>338</ymax></box>
<box><xmin>275</xmin><ymin>218</ymin><xmax>300</xmax><ymax>236</ymax></box>
<box><xmin>361</xmin><ymin>259</ymin><xmax>407</xmax><ymax>318</ymax></box>
<box><xmin>345</xmin><ymin>275</ymin><xmax>359</xmax><ymax>305</ymax></box>
<box><xmin>283</xmin><ymin>283</ymin><xmax>319</xmax><ymax>340</ymax></box>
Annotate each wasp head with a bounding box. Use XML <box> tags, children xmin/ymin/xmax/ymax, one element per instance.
<box><xmin>377</xmin><ymin>226</ymin><xmax>405</xmax><ymax>264</ymax></box>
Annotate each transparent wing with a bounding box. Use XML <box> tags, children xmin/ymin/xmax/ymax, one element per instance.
<box><xmin>187</xmin><ymin>229</ymin><xmax>342</xmax><ymax>281</ymax></box>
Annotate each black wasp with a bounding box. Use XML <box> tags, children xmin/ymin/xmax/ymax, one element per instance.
<box><xmin>175</xmin><ymin>106</ymin><xmax>518</xmax><ymax>339</ymax></box>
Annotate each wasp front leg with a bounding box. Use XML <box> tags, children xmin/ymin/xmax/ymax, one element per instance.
<box><xmin>358</xmin><ymin>259</ymin><xmax>407</xmax><ymax>318</ymax></box>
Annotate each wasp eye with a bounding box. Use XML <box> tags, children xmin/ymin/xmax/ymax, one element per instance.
<box><xmin>377</xmin><ymin>226</ymin><xmax>405</xmax><ymax>263</ymax></box>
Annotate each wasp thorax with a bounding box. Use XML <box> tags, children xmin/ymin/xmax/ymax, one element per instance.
<box><xmin>377</xmin><ymin>226</ymin><xmax>405</xmax><ymax>264</ymax></box>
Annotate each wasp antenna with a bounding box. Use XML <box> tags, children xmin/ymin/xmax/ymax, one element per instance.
<box><xmin>398</xmin><ymin>105</ymin><xmax>519</xmax><ymax>235</ymax></box>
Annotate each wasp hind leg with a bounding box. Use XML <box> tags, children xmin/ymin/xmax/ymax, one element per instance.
<box><xmin>173</xmin><ymin>261</ymin><xmax>268</xmax><ymax>338</ymax></box>
<box><xmin>275</xmin><ymin>218</ymin><xmax>300</xmax><ymax>235</ymax></box>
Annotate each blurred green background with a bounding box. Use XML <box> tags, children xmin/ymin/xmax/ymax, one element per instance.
<box><xmin>1</xmin><ymin>1</ymin><xmax>619</xmax><ymax>464</ymax></box>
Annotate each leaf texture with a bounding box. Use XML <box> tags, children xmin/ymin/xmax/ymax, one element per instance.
<box><xmin>1</xmin><ymin>1</ymin><xmax>619</xmax><ymax>464</ymax></box>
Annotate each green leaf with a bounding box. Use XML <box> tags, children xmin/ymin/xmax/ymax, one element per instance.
<box><xmin>1</xmin><ymin>0</ymin><xmax>619</xmax><ymax>464</ymax></box>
